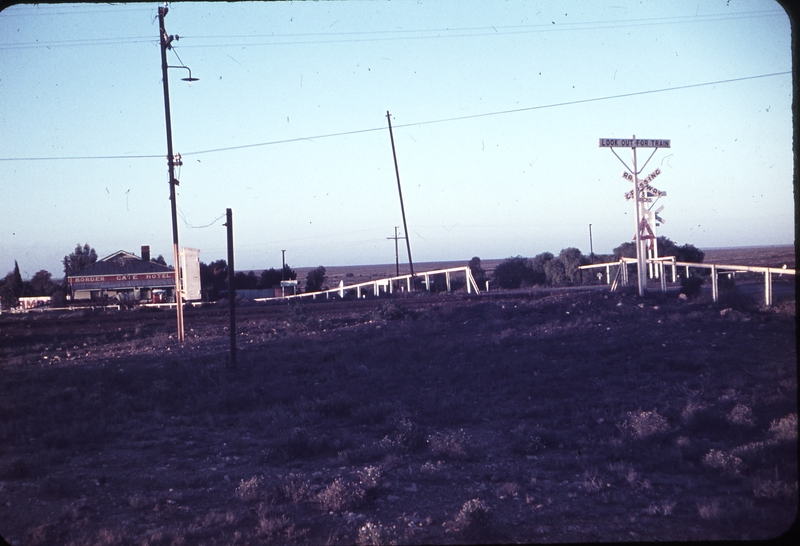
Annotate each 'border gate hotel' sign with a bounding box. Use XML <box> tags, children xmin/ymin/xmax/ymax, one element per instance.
<box><xmin>599</xmin><ymin>138</ymin><xmax>670</xmax><ymax>148</ymax></box>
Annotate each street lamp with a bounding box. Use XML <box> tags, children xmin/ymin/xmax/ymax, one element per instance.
<box><xmin>158</xmin><ymin>5</ymin><xmax>197</xmax><ymax>343</ymax></box>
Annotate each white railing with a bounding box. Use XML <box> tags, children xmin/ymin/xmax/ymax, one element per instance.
<box><xmin>579</xmin><ymin>257</ymin><xmax>795</xmax><ymax>306</ymax></box>
<box><xmin>255</xmin><ymin>266</ymin><xmax>481</xmax><ymax>302</ymax></box>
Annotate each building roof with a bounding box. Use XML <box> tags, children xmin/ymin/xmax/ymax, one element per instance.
<box><xmin>71</xmin><ymin>250</ymin><xmax>173</xmax><ymax>278</ymax></box>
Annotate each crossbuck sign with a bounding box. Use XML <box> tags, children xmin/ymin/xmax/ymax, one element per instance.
<box><xmin>599</xmin><ymin>135</ymin><xmax>670</xmax><ymax>297</ymax></box>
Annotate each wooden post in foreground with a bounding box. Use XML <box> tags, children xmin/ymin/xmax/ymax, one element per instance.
<box><xmin>225</xmin><ymin>208</ymin><xmax>236</xmax><ymax>369</ymax></box>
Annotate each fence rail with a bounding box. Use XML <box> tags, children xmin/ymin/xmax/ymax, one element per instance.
<box><xmin>579</xmin><ymin>257</ymin><xmax>794</xmax><ymax>306</ymax></box>
<box><xmin>255</xmin><ymin>266</ymin><xmax>480</xmax><ymax>302</ymax></box>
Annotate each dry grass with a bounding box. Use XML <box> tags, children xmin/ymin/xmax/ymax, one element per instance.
<box><xmin>0</xmin><ymin>287</ymin><xmax>795</xmax><ymax>544</ymax></box>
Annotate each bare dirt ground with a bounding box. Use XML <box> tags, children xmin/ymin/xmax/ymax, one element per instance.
<box><xmin>0</xmin><ymin>252</ymin><xmax>796</xmax><ymax>545</ymax></box>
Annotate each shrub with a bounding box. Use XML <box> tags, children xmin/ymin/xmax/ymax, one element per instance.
<box><xmin>619</xmin><ymin>409</ymin><xmax>671</xmax><ymax>439</ymax></box>
<box><xmin>493</xmin><ymin>256</ymin><xmax>534</xmax><ymax>289</ymax></box>
<box><xmin>428</xmin><ymin>429</ymin><xmax>471</xmax><ymax>460</ymax></box>
<box><xmin>726</xmin><ymin>403</ymin><xmax>755</xmax><ymax>427</ymax></box>
<box><xmin>447</xmin><ymin>498</ymin><xmax>492</xmax><ymax>536</ymax></box>
<box><xmin>752</xmin><ymin>478</ymin><xmax>797</xmax><ymax>499</ymax></box>
<box><xmin>680</xmin><ymin>275</ymin><xmax>704</xmax><ymax>298</ymax></box>
<box><xmin>235</xmin><ymin>475</ymin><xmax>263</xmax><ymax>502</ymax></box>
<box><xmin>697</xmin><ymin>499</ymin><xmax>723</xmax><ymax>520</ymax></box>
<box><xmin>769</xmin><ymin>414</ymin><xmax>797</xmax><ymax>441</ymax></box>
<box><xmin>357</xmin><ymin>522</ymin><xmax>392</xmax><ymax>546</ymax></box>
<box><xmin>372</xmin><ymin>301</ymin><xmax>411</xmax><ymax>321</ymax></box>
<box><xmin>703</xmin><ymin>449</ymin><xmax>744</xmax><ymax>475</ymax></box>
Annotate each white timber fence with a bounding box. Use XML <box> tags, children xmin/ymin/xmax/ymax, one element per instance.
<box><xmin>579</xmin><ymin>257</ymin><xmax>794</xmax><ymax>306</ymax></box>
<box><xmin>255</xmin><ymin>266</ymin><xmax>481</xmax><ymax>302</ymax></box>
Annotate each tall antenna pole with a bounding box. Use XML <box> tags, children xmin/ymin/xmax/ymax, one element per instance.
<box><xmin>158</xmin><ymin>5</ymin><xmax>185</xmax><ymax>342</ymax></box>
<box><xmin>386</xmin><ymin>111</ymin><xmax>415</xmax><ymax>281</ymax></box>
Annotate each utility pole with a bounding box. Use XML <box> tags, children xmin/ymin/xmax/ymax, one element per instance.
<box><xmin>281</xmin><ymin>250</ymin><xmax>286</xmax><ymax>281</ymax></box>
<box><xmin>386</xmin><ymin>111</ymin><xmax>415</xmax><ymax>283</ymax></box>
<box><xmin>158</xmin><ymin>5</ymin><xmax>196</xmax><ymax>342</ymax></box>
<box><xmin>224</xmin><ymin>208</ymin><xmax>236</xmax><ymax>369</ymax></box>
<box><xmin>589</xmin><ymin>223</ymin><xmax>594</xmax><ymax>264</ymax></box>
<box><xmin>386</xmin><ymin>226</ymin><xmax>406</xmax><ymax>277</ymax></box>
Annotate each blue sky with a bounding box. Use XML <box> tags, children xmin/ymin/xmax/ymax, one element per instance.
<box><xmin>0</xmin><ymin>0</ymin><xmax>793</xmax><ymax>278</ymax></box>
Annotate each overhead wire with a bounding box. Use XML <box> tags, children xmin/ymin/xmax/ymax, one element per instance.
<box><xmin>0</xmin><ymin>8</ymin><xmax>784</xmax><ymax>50</ymax></box>
<box><xmin>0</xmin><ymin>70</ymin><xmax>790</xmax><ymax>162</ymax></box>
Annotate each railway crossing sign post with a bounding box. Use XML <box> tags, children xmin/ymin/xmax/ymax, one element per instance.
<box><xmin>599</xmin><ymin>136</ymin><xmax>670</xmax><ymax>296</ymax></box>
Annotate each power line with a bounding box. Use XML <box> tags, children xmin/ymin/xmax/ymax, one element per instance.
<box><xmin>0</xmin><ymin>71</ymin><xmax>790</xmax><ymax>162</ymax></box>
<box><xmin>0</xmin><ymin>9</ymin><xmax>783</xmax><ymax>50</ymax></box>
<box><xmin>181</xmin><ymin>71</ymin><xmax>792</xmax><ymax>155</ymax></box>
<box><xmin>177</xmin><ymin>10</ymin><xmax>785</xmax><ymax>48</ymax></box>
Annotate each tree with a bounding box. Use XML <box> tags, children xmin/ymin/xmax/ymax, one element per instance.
<box><xmin>544</xmin><ymin>258</ymin><xmax>569</xmax><ymax>286</ymax></box>
<box><xmin>468</xmin><ymin>257</ymin><xmax>486</xmax><ymax>287</ymax></box>
<box><xmin>530</xmin><ymin>252</ymin><xmax>553</xmax><ymax>285</ymax></box>
<box><xmin>153</xmin><ymin>255</ymin><xmax>167</xmax><ymax>266</ymax></box>
<box><xmin>493</xmin><ymin>256</ymin><xmax>535</xmax><ymax>289</ymax></box>
<box><xmin>676</xmin><ymin>243</ymin><xmax>704</xmax><ymax>264</ymax></box>
<box><xmin>199</xmin><ymin>259</ymin><xmax>228</xmax><ymax>301</ymax></box>
<box><xmin>234</xmin><ymin>271</ymin><xmax>259</xmax><ymax>290</ymax></box>
<box><xmin>63</xmin><ymin>243</ymin><xmax>97</xmax><ymax>277</ymax></box>
<box><xmin>29</xmin><ymin>270</ymin><xmax>56</xmax><ymax>296</ymax></box>
<box><xmin>305</xmin><ymin>266</ymin><xmax>327</xmax><ymax>292</ymax></box>
<box><xmin>0</xmin><ymin>261</ymin><xmax>24</xmax><ymax>309</ymax></box>
<box><xmin>613</xmin><ymin>242</ymin><xmax>636</xmax><ymax>260</ymax></box>
<box><xmin>614</xmin><ymin>237</ymin><xmax>704</xmax><ymax>264</ymax></box>
<box><xmin>257</xmin><ymin>264</ymin><xmax>297</xmax><ymax>289</ymax></box>
<box><xmin>558</xmin><ymin>247</ymin><xmax>589</xmax><ymax>285</ymax></box>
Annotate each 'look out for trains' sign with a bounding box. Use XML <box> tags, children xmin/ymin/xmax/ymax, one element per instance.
<box><xmin>598</xmin><ymin>138</ymin><xmax>670</xmax><ymax>148</ymax></box>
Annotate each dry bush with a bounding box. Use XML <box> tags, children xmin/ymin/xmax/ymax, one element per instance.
<box><xmin>719</xmin><ymin>388</ymin><xmax>740</xmax><ymax>402</ymax></box>
<box><xmin>619</xmin><ymin>408</ymin><xmax>671</xmax><ymax>439</ymax></box>
<box><xmin>582</xmin><ymin>469</ymin><xmax>603</xmax><ymax>493</ymax></box>
<box><xmin>607</xmin><ymin>461</ymin><xmax>639</xmax><ymax>487</ymax></box>
<box><xmin>697</xmin><ymin>499</ymin><xmax>723</xmax><ymax>520</ymax></box>
<box><xmin>255</xmin><ymin>504</ymin><xmax>291</xmax><ymax>538</ymax></box>
<box><xmin>726</xmin><ymin>403</ymin><xmax>756</xmax><ymax>427</ymax></box>
<box><xmin>751</xmin><ymin>478</ymin><xmax>797</xmax><ymax>500</ymax></box>
<box><xmin>647</xmin><ymin>500</ymin><xmax>677</xmax><ymax>516</ymax></box>
<box><xmin>371</xmin><ymin>301</ymin><xmax>412</xmax><ymax>321</ymax></box>
<box><xmin>357</xmin><ymin>521</ymin><xmax>394</xmax><ymax>546</ymax></box>
<box><xmin>357</xmin><ymin>465</ymin><xmax>382</xmax><ymax>498</ymax></box>
<box><xmin>703</xmin><ymin>449</ymin><xmax>744</xmax><ymax>475</ymax></box>
<box><xmin>279</xmin><ymin>473</ymin><xmax>312</xmax><ymax>504</ymax></box>
<box><xmin>768</xmin><ymin>413</ymin><xmax>797</xmax><ymax>442</ymax></box>
<box><xmin>428</xmin><ymin>429</ymin><xmax>471</xmax><ymax>460</ymax></box>
<box><xmin>316</xmin><ymin>466</ymin><xmax>382</xmax><ymax>512</ymax></box>
<box><xmin>446</xmin><ymin>498</ymin><xmax>492</xmax><ymax>536</ymax></box>
<box><xmin>317</xmin><ymin>477</ymin><xmax>364</xmax><ymax>512</ymax></box>
<box><xmin>235</xmin><ymin>475</ymin><xmax>263</xmax><ymax>502</ymax></box>
<box><xmin>495</xmin><ymin>481</ymin><xmax>520</xmax><ymax>499</ymax></box>
<box><xmin>380</xmin><ymin>417</ymin><xmax>426</xmax><ymax>453</ymax></box>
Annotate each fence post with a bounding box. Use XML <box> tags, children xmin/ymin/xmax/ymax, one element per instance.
<box><xmin>711</xmin><ymin>264</ymin><xmax>718</xmax><ymax>303</ymax></box>
<box><xmin>765</xmin><ymin>270</ymin><xmax>773</xmax><ymax>306</ymax></box>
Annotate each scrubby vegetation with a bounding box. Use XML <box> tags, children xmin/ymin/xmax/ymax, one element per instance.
<box><xmin>0</xmin><ymin>284</ymin><xmax>795</xmax><ymax>544</ymax></box>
